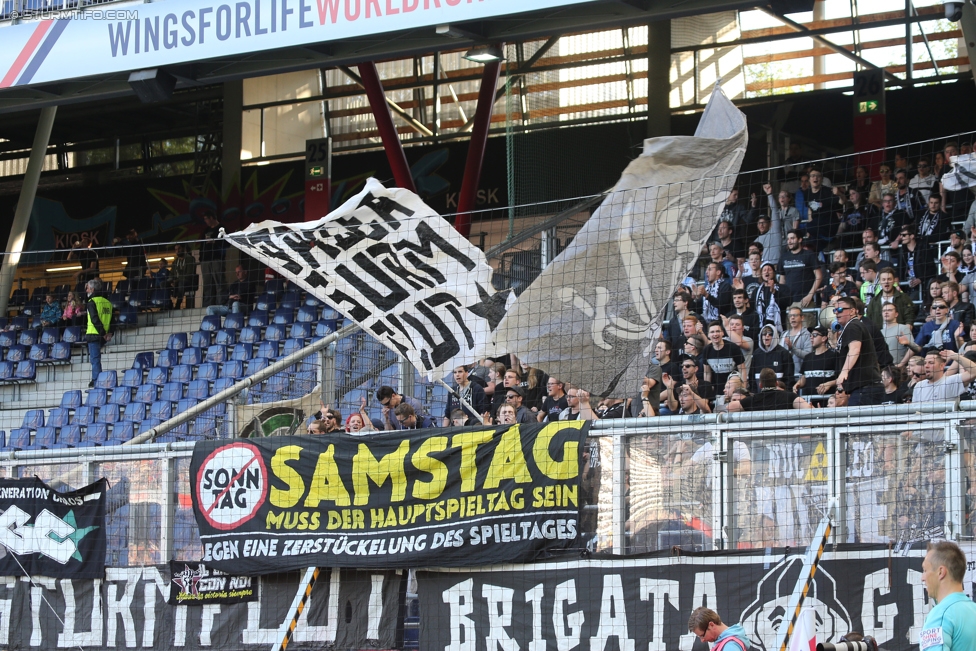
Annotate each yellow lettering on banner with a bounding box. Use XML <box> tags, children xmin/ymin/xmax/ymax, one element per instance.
<box><xmin>533</xmin><ymin>421</ymin><xmax>582</xmax><ymax>479</ymax></box>
<box><xmin>327</xmin><ymin>511</ymin><xmax>342</xmax><ymax>529</ymax></box>
<box><xmin>352</xmin><ymin>440</ymin><xmax>410</xmax><ymax>506</ymax></box>
<box><xmin>266</xmin><ymin>511</ymin><xmax>285</xmax><ymax>528</ymax></box>
<box><xmin>451</xmin><ymin>430</ymin><xmax>494</xmax><ymax>492</ymax></box>
<box><xmin>304</xmin><ymin>445</ymin><xmax>351</xmax><ymax>507</ymax></box>
<box><xmin>270</xmin><ymin>445</ymin><xmax>305</xmax><ymax>508</ymax></box>
<box><xmin>484</xmin><ymin>426</ymin><xmax>532</xmax><ymax>489</ymax></box>
<box><xmin>411</xmin><ymin>436</ymin><xmax>448</xmax><ymax>499</ymax></box>
<box><xmin>510</xmin><ymin>488</ymin><xmax>524</xmax><ymax>509</ymax></box>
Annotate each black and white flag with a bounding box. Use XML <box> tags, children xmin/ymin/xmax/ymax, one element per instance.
<box><xmin>222</xmin><ymin>178</ymin><xmax>507</xmax><ymax>378</ymax></box>
<box><xmin>941</xmin><ymin>152</ymin><xmax>976</xmax><ymax>192</ymax></box>
<box><xmin>492</xmin><ymin>86</ymin><xmax>748</xmax><ymax>397</ymax></box>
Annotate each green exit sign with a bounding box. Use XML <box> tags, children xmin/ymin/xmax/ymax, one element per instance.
<box><xmin>858</xmin><ymin>100</ymin><xmax>880</xmax><ymax>114</ymax></box>
<box><xmin>309</xmin><ymin>166</ymin><xmax>325</xmax><ymax>177</ymax></box>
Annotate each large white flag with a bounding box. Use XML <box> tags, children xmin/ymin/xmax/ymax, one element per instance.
<box><xmin>222</xmin><ymin>178</ymin><xmax>508</xmax><ymax>379</ymax></box>
<box><xmin>787</xmin><ymin>608</ymin><xmax>817</xmax><ymax>651</ymax></box>
<box><xmin>941</xmin><ymin>152</ymin><xmax>976</xmax><ymax>192</ymax></box>
<box><xmin>492</xmin><ymin>86</ymin><xmax>748</xmax><ymax>397</ymax></box>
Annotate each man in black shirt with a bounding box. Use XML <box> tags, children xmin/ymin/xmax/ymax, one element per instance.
<box><xmin>729</xmin><ymin>289</ymin><xmax>760</xmax><ymax>338</ymax></box>
<box><xmin>200</xmin><ymin>213</ymin><xmax>227</xmax><ymax>305</ymax></box>
<box><xmin>778</xmin><ymin>229</ymin><xmax>823</xmax><ymax>317</ymax></box>
<box><xmin>122</xmin><ymin>228</ymin><xmax>148</xmax><ymax>280</ymax></box>
<box><xmin>206</xmin><ymin>265</ymin><xmax>255</xmax><ymax>316</ymax></box>
<box><xmin>833</xmin><ymin>296</ymin><xmax>883</xmax><ymax>405</ymax></box>
<box><xmin>538</xmin><ymin>377</ymin><xmax>569</xmax><ymax>423</ymax></box>
<box><xmin>876</xmin><ymin>194</ymin><xmax>909</xmax><ymax>247</ymax></box>
<box><xmin>895</xmin><ymin>225</ymin><xmax>936</xmax><ymax>300</ymax></box>
<box><xmin>729</xmin><ymin>368</ymin><xmax>811</xmax><ymax>411</ymax></box>
<box><xmin>662</xmin><ymin>355</ymin><xmax>714</xmax><ymax>412</ymax></box>
<box><xmin>793</xmin><ymin>326</ymin><xmax>838</xmax><ymax>399</ymax></box>
<box><xmin>892</xmin><ymin>169</ymin><xmax>925</xmax><ymax>220</ymax></box>
<box><xmin>804</xmin><ymin>169</ymin><xmax>842</xmax><ymax>248</ymax></box>
<box><xmin>916</xmin><ymin>193</ymin><xmax>951</xmax><ymax>244</ymax></box>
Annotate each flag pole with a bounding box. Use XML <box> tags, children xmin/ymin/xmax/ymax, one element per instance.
<box><xmin>437</xmin><ymin>379</ymin><xmax>488</xmax><ymax>425</ymax></box>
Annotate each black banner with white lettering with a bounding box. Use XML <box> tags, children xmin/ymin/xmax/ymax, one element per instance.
<box><xmin>167</xmin><ymin>561</ymin><xmax>258</xmax><ymax>605</ymax></box>
<box><xmin>0</xmin><ymin>477</ymin><xmax>107</xmax><ymax>579</ymax></box>
<box><xmin>416</xmin><ymin>544</ymin><xmax>967</xmax><ymax>651</ymax></box>
<box><xmin>190</xmin><ymin>421</ymin><xmax>589</xmax><ymax>574</ymax></box>
<box><xmin>0</xmin><ymin>566</ymin><xmax>402</xmax><ymax>651</ymax></box>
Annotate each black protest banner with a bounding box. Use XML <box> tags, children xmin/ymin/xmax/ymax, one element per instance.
<box><xmin>190</xmin><ymin>421</ymin><xmax>589</xmax><ymax>573</ymax></box>
<box><xmin>0</xmin><ymin>566</ymin><xmax>401</xmax><ymax>651</ymax></box>
<box><xmin>0</xmin><ymin>477</ymin><xmax>107</xmax><ymax>579</ymax></box>
<box><xmin>417</xmin><ymin>544</ymin><xmax>956</xmax><ymax>651</ymax></box>
<box><xmin>168</xmin><ymin>561</ymin><xmax>258</xmax><ymax>605</ymax></box>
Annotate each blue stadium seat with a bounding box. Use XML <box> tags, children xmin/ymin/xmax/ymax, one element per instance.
<box><xmin>40</xmin><ymin>327</ymin><xmax>59</xmax><ymax>345</ymax></box>
<box><xmin>20</xmin><ymin>300</ymin><xmax>41</xmax><ymax>318</ymax></box>
<box><xmin>160</xmin><ymin>382</ymin><xmax>184</xmax><ymax>402</ymax></box>
<box><xmin>10</xmin><ymin>316</ymin><xmax>28</xmax><ymax>330</ymax></box>
<box><xmin>34</xmin><ymin>427</ymin><xmax>56</xmax><ymax>449</ymax></box>
<box><xmin>133</xmin><ymin>384</ymin><xmax>157</xmax><ymax>404</ymax></box>
<box><xmin>128</xmin><ymin>289</ymin><xmax>149</xmax><ymax>308</ymax></box>
<box><xmin>297</xmin><ymin>305</ymin><xmax>318</xmax><ymax>323</ymax></box>
<box><xmin>22</xmin><ymin>409</ymin><xmax>44</xmax><ymax>429</ymax></box>
<box><xmin>5</xmin><ymin>345</ymin><xmax>26</xmax><ymax>362</ymax></box>
<box><xmin>187</xmin><ymin>379</ymin><xmax>209</xmax><ymax>400</ymax></box>
<box><xmin>0</xmin><ymin>431</ymin><xmax>6</xmax><ymax>449</ymax></box>
<box><xmin>150</xmin><ymin>288</ymin><xmax>171</xmax><ymax>308</ymax></box>
<box><xmin>114</xmin><ymin>279</ymin><xmax>131</xmax><ymax>297</ymax></box>
<box><xmin>279</xmin><ymin>291</ymin><xmax>300</xmax><ymax>312</ymax></box>
<box><xmin>169</xmin><ymin>364</ymin><xmax>194</xmax><ymax>384</ymax></box>
<box><xmin>265</xmin><ymin>324</ymin><xmax>286</xmax><ymax>341</ymax></box>
<box><xmin>211</xmin><ymin>378</ymin><xmax>234</xmax><ymax>400</ymax></box>
<box><xmin>180</xmin><ymin>347</ymin><xmax>203</xmax><ymax>366</ymax></box>
<box><xmin>248</xmin><ymin>310</ymin><xmax>270</xmax><ymax>328</ymax></box>
<box><xmin>0</xmin><ymin>361</ymin><xmax>12</xmax><ymax>381</ymax></box>
<box><xmin>132</xmin><ymin>352</ymin><xmax>154</xmax><ymax>370</ymax></box>
<box><xmin>17</xmin><ymin>330</ymin><xmax>37</xmax><ymax>347</ymax></box>
<box><xmin>58</xmin><ymin>425</ymin><xmax>83</xmax><ymax>448</ymax></box>
<box><xmin>61</xmin><ymin>390</ymin><xmax>83</xmax><ymax>410</ymax></box>
<box><xmin>150</xmin><ymin>401</ymin><xmax>172</xmax><ymax>420</ymax></box>
<box><xmin>47</xmin><ymin>408</ymin><xmax>70</xmax><ymax>429</ymax></box>
<box><xmin>8</xmin><ymin>289</ymin><xmax>28</xmax><ymax>308</ymax></box>
<box><xmin>167</xmin><ymin>333</ymin><xmax>188</xmax><ymax>351</ymax></box>
<box><xmin>97</xmin><ymin>403</ymin><xmax>121</xmax><ymax>424</ymax></box>
<box><xmin>256</xmin><ymin>341</ymin><xmax>279</xmax><ymax>359</ymax></box>
<box><xmin>231</xmin><ymin>343</ymin><xmax>253</xmax><ymax>362</ymax></box>
<box><xmin>118</xmin><ymin>304</ymin><xmax>139</xmax><ymax>326</ymax></box>
<box><xmin>0</xmin><ymin>332</ymin><xmax>15</xmax><ymax>348</ymax></box>
<box><xmin>206</xmin><ymin>345</ymin><xmax>227</xmax><ymax>363</ymax></box>
<box><xmin>157</xmin><ymin>349</ymin><xmax>178</xmax><ymax>368</ymax></box>
<box><xmin>221</xmin><ymin>361</ymin><xmax>244</xmax><ymax>380</ymax></box>
<box><xmin>110</xmin><ymin>421</ymin><xmax>136</xmax><ymax>443</ymax></box>
<box><xmin>85</xmin><ymin>389</ymin><xmax>107</xmax><ymax>407</ymax></box>
<box><xmin>245</xmin><ymin>358</ymin><xmax>270</xmax><ymax>376</ymax></box>
<box><xmin>290</xmin><ymin>322</ymin><xmax>313</xmax><ymax>339</ymax></box>
<box><xmin>272</xmin><ymin>309</ymin><xmax>295</xmax><ymax>325</ymax></box>
<box><xmin>200</xmin><ymin>315</ymin><xmax>221</xmax><ymax>331</ymax></box>
<box><xmin>123</xmin><ymin>403</ymin><xmax>146</xmax><ymax>422</ymax></box>
<box><xmin>50</xmin><ymin>342</ymin><xmax>71</xmax><ymax>362</ymax></box>
<box><xmin>177</xmin><ymin>398</ymin><xmax>197</xmax><ymax>423</ymax></box>
<box><xmin>294</xmin><ymin>371</ymin><xmax>316</xmax><ymax>395</ymax></box>
<box><xmin>109</xmin><ymin>387</ymin><xmax>132</xmax><ymax>406</ymax></box>
<box><xmin>257</xmin><ymin>375</ymin><xmax>289</xmax><ymax>402</ymax></box>
<box><xmin>282</xmin><ymin>338</ymin><xmax>305</xmax><ymax>357</ymax></box>
<box><xmin>189</xmin><ymin>415</ymin><xmax>216</xmax><ymax>439</ymax></box>
<box><xmin>109</xmin><ymin>292</ymin><xmax>126</xmax><ymax>312</ymax></box>
<box><xmin>239</xmin><ymin>326</ymin><xmax>262</xmax><ymax>344</ymax></box>
<box><xmin>190</xmin><ymin>331</ymin><xmax>211</xmax><ymax>348</ymax></box>
<box><xmin>304</xmin><ymin>294</ymin><xmax>324</xmax><ymax>308</ymax></box>
<box><xmin>121</xmin><ymin>369</ymin><xmax>143</xmax><ymax>388</ymax></box>
<box><xmin>224</xmin><ymin>313</ymin><xmax>245</xmax><ymax>330</ymax></box>
<box><xmin>61</xmin><ymin>326</ymin><xmax>83</xmax><ymax>344</ymax></box>
<box><xmin>214</xmin><ymin>329</ymin><xmax>236</xmax><ymax>346</ymax></box>
<box><xmin>86</xmin><ymin>422</ymin><xmax>109</xmax><ymax>446</ymax></box>
<box><xmin>96</xmin><ymin>370</ymin><xmax>118</xmax><ymax>389</ymax></box>
<box><xmin>73</xmin><ymin>406</ymin><xmax>97</xmax><ymax>426</ymax></box>
<box><xmin>314</xmin><ymin>320</ymin><xmax>335</xmax><ymax>338</ymax></box>
<box><xmin>197</xmin><ymin>363</ymin><xmax>219</xmax><ymax>382</ymax></box>
<box><xmin>147</xmin><ymin>367</ymin><xmax>168</xmax><ymax>386</ymax></box>
<box><xmin>265</xmin><ymin>278</ymin><xmax>286</xmax><ymax>295</ymax></box>
<box><xmin>13</xmin><ymin>360</ymin><xmax>36</xmax><ymax>383</ymax></box>
<box><xmin>255</xmin><ymin>293</ymin><xmax>275</xmax><ymax>311</ymax></box>
<box><xmin>28</xmin><ymin>344</ymin><xmax>49</xmax><ymax>362</ymax></box>
<box><xmin>8</xmin><ymin>428</ymin><xmax>31</xmax><ymax>450</ymax></box>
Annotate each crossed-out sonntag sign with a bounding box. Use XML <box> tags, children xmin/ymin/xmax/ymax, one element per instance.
<box><xmin>190</xmin><ymin>421</ymin><xmax>590</xmax><ymax>573</ymax></box>
<box><xmin>0</xmin><ymin>0</ymin><xmax>600</xmax><ymax>89</ymax></box>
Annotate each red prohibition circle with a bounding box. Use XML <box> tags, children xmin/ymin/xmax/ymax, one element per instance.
<box><xmin>195</xmin><ymin>442</ymin><xmax>269</xmax><ymax>530</ymax></box>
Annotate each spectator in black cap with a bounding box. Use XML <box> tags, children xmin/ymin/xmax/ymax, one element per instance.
<box><xmin>793</xmin><ymin>326</ymin><xmax>838</xmax><ymax>398</ymax></box>
<box><xmin>503</xmin><ymin>385</ymin><xmax>536</xmax><ymax>424</ymax></box>
<box><xmin>948</xmin><ymin>229</ymin><xmax>968</xmax><ymax>257</ymax></box>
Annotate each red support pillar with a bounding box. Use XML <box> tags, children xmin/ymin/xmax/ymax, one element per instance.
<box><xmin>358</xmin><ymin>62</ymin><xmax>416</xmax><ymax>193</ymax></box>
<box><xmin>455</xmin><ymin>55</ymin><xmax>502</xmax><ymax>238</ymax></box>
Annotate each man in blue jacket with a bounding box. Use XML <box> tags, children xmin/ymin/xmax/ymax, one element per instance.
<box><xmin>688</xmin><ymin>607</ymin><xmax>751</xmax><ymax>651</ymax></box>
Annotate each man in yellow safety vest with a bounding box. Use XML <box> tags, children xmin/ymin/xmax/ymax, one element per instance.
<box><xmin>85</xmin><ymin>278</ymin><xmax>113</xmax><ymax>388</ymax></box>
